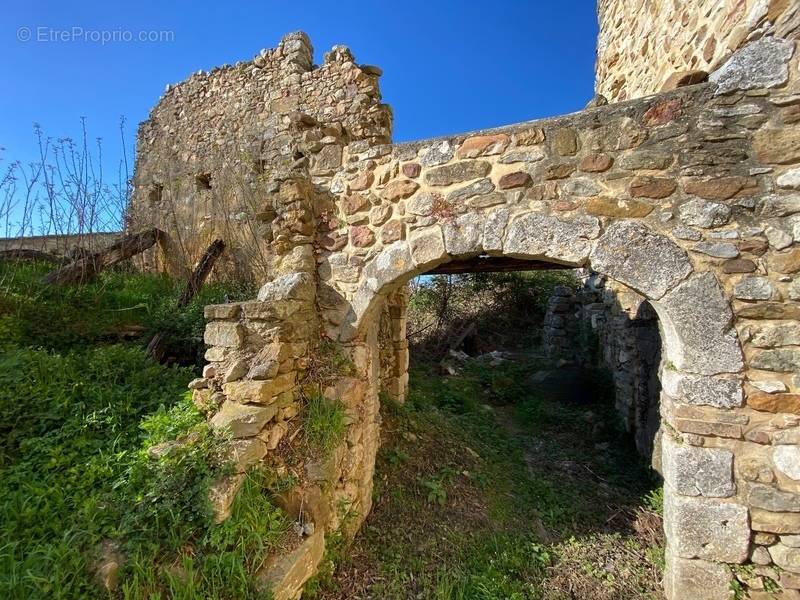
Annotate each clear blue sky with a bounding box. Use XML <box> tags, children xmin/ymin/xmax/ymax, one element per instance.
<box><xmin>1</xmin><ymin>0</ymin><xmax>598</xmax><ymax>182</ymax></box>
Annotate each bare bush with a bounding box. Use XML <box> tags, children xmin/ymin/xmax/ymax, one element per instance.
<box><xmin>407</xmin><ymin>270</ymin><xmax>580</xmax><ymax>362</ymax></box>
<box><xmin>0</xmin><ymin>119</ymin><xmax>130</xmax><ymax>254</ymax></box>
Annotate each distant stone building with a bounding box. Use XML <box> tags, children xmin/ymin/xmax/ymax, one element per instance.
<box><xmin>130</xmin><ymin>3</ymin><xmax>800</xmax><ymax>599</ymax></box>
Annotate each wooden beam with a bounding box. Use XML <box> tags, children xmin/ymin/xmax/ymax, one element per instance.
<box><xmin>41</xmin><ymin>228</ymin><xmax>165</xmax><ymax>286</ymax></box>
<box><xmin>426</xmin><ymin>256</ymin><xmax>568</xmax><ymax>275</ymax></box>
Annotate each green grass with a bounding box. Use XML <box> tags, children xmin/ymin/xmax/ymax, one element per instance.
<box><xmin>302</xmin><ymin>392</ymin><xmax>347</xmax><ymax>457</ymax></box>
<box><xmin>0</xmin><ymin>261</ymin><xmax>286</xmax><ymax>599</ymax></box>
<box><xmin>315</xmin><ymin>357</ymin><xmax>664</xmax><ymax>600</ymax></box>
<box><xmin>0</xmin><ymin>260</ymin><xmax>253</xmax><ymax>364</ymax></box>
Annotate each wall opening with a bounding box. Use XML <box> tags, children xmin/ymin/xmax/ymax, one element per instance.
<box><xmin>195</xmin><ymin>173</ymin><xmax>212</xmax><ymax>191</ymax></box>
<box><xmin>331</xmin><ymin>257</ymin><xmax>668</xmax><ymax>597</ymax></box>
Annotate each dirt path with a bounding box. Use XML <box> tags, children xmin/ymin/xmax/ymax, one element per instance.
<box><xmin>315</xmin><ymin>363</ymin><xmax>664</xmax><ymax>599</ymax></box>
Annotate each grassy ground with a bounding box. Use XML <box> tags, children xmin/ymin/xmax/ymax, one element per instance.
<box><xmin>0</xmin><ymin>262</ymin><xmax>292</xmax><ymax>599</ymax></box>
<box><xmin>314</xmin><ymin>356</ymin><xmax>664</xmax><ymax>600</ymax></box>
<box><xmin>0</xmin><ymin>262</ymin><xmax>664</xmax><ymax>599</ymax></box>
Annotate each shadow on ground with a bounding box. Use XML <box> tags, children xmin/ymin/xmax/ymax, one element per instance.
<box><xmin>311</xmin><ymin>353</ymin><xmax>665</xmax><ymax>600</ymax></box>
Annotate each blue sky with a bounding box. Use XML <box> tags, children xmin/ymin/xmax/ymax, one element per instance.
<box><xmin>1</xmin><ymin>1</ymin><xmax>598</xmax><ymax>194</ymax></box>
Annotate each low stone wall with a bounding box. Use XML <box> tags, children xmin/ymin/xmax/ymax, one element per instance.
<box><xmin>0</xmin><ymin>232</ymin><xmax>122</xmax><ymax>257</ymax></box>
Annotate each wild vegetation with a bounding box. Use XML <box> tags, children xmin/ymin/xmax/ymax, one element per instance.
<box><xmin>312</xmin><ymin>356</ymin><xmax>665</xmax><ymax>600</ymax></box>
<box><xmin>0</xmin><ymin>261</ymin><xmax>665</xmax><ymax>599</ymax></box>
<box><xmin>407</xmin><ymin>271</ymin><xmax>579</xmax><ymax>361</ymax></box>
<box><xmin>0</xmin><ymin>261</ymin><xmax>291</xmax><ymax>599</ymax></box>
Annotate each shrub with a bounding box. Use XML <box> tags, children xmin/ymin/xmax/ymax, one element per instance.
<box><xmin>407</xmin><ymin>270</ymin><xmax>579</xmax><ymax>360</ymax></box>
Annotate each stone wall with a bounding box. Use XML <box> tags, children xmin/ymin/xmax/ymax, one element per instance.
<box><xmin>129</xmin><ymin>32</ymin><xmax>391</xmax><ymax>282</ymax></box>
<box><xmin>542</xmin><ymin>274</ymin><xmax>664</xmax><ymax>460</ymax></box>
<box><xmin>0</xmin><ymin>232</ymin><xmax>122</xmax><ymax>257</ymax></box>
<box><xmin>134</xmin><ymin>29</ymin><xmax>800</xmax><ymax>600</ymax></box>
<box><xmin>596</xmin><ymin>0</ymin><xmax>799</xmax><ymax>102</ymax></box>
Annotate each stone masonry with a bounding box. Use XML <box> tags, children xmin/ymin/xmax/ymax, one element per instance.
<box><xmin>596</xmin><ymin>0</ymin><xmax>799</xmax><ymax>102</ymax></box>
<box><xmin>129</xmin><ymin>15</ymin><xmax>800</xmax><ymax>600</ymax></box>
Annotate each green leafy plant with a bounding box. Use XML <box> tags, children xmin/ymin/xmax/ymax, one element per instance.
<box><xmin>302</xmin><ymin>392</ymin><xmax>346</xmax><ymax>456</ymax></box>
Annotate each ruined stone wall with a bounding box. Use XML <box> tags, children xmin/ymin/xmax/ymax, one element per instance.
<box><xmin>129</xmin><ymin>32</ymin><xmax>390</xmax><ymax>282</ymax></box>
<box><xmin>541</xmin><ymin>275</ymin><xmax>663</xmax><ymax>461</ymax></box>
<box><xmin>133</xmin><ymin>28</ymin><xmax>800</xmax><ymax>600</ymax></box>
<box><xmin>377</xmin><ymin>287</ymin><xmax>410</xmax><ymax>405</ymax></box>
<box><xmin>596</xmin><ymin>0</ymin><xmax>799</xmax><ymax>101</ymax></box>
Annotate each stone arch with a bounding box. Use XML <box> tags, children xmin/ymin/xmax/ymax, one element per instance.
<box><xmin>330</xmin><ymin>213</ymin><xmax>749</xmax><ymax>599</ymax></box>
<box><xmin>343</xmin><ymin>216</ymin><xmax>743</xmax><ymax>380</ymax></box>
<box><xmin>179</xmin><ymin>34</ymin><xmax>800</xmax><ymax>599</ymax></box>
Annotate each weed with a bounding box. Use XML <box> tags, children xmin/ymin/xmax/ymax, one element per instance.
<box><xmin>302</xmin><ymin>392</ymin><xmax>346</xmax><ymax>457</ymax></box>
